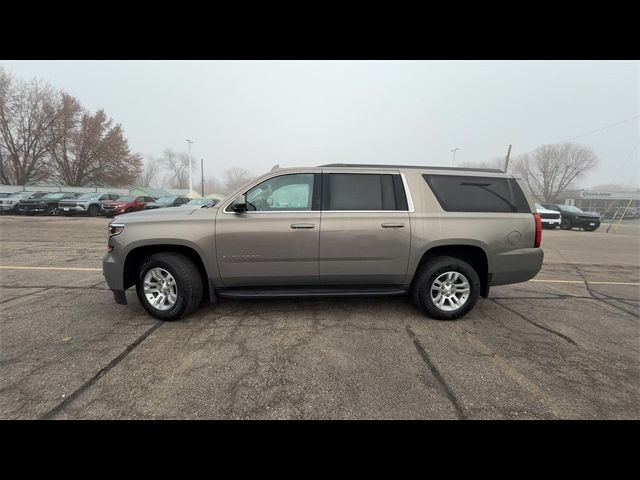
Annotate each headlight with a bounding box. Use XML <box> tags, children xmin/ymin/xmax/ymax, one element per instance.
<box><xmin>109</xmin><ymin>223</ymin><xmax>125</xmax><ymax>236</ymax></box>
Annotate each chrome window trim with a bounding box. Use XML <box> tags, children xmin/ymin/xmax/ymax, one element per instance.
<box><xmin>221</xmin><ymin>169</ymin><xmax>415</xmax><ymax>214</ymax></box>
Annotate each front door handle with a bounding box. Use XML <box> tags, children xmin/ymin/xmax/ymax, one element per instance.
<box><xmin>381</xmin><ymin>223</ymin><xmax>405</xmax><ymax>228</ymax></box>
<box><xmin>290</xmin><ymin>223</ymin><xmax>316</xmax><ymax>229</ymax></box>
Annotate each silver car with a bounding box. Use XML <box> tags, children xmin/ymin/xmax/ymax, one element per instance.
<box><xmin>103</xmin><ymin>164</ymin><xmax>543</xmax><ymax>321</ymax></box>
<box><xmin>59</xmin><ymin>192</ymin><xmax>122</xmax><ymax>216</ymax></box>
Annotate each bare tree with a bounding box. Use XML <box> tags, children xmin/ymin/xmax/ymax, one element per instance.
<box><xmin>160</xmin><ymin>148</ymin><xmax>194</xmax><ymax>189</ymax></box>
<box><xmin>45</xmin><ymin>102</ymin><xmax>142</xmax><ymax>187</ymax></box>
<box><xmin>202</xmin><ymin>175</ymin><xmax>226</xmax><ymax>196</ymax></box>
<box><xmin>223</xmin><ymin>167</ymin><xmax>255</xmax><ymax>193</ymax></box>
<box><xmin>136</xmin><ymin>155</ymin><xmax>163</xmax><ymax>187</ymax></box>
<box><xmin>0</xmin><ymin>68</ymin><xmax>65</xmax><ymax>185</ymax></box>
<box><xmin>512</xmin><ymin>143</ymin><xmax>599</xmax><ymax>202</ymax></box>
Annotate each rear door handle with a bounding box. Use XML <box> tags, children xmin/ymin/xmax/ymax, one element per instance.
<box><xmin>290</xmin><ymin>223</ymin><xmax>316</xmax><ymax>229</ymax></box>
<box><xmin>381</xmin><ymin>223</ymin><xmax>405</xmax><ymax>228</ymax></box>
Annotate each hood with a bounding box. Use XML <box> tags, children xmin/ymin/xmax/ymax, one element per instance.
<box><xmin>580</xmin><ymin>211</ymin><xmax>601</xmax><ymax>218</ymax></box>
<box><xmin>535</xmin><ymin>206</ymin><xmax>560</xmax><ymax>215</ymax></box>
<box><xmin>113</xmin><ymin>205</ymin><xmax>202</xmax><ymax>222</ymax></box>
<box><xmin>103</xmin><ymin>200</ymin><xmax>132</xmax><ymax>206</ymax></box>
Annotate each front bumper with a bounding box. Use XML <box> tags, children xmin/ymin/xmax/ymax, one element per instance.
<box><xmin>0</xmin><ymin>204</ymin><xmax>17</xmax><ymax>211</ymax></box>
<box><xmin>541</xmin><ymin>218</ymin><xmax>560</xmax><ymax>226</ymax></box>
<box><xmin>103</xmin><ymin>251</ymin><xmax>127</xmax><ymax>304</ymax></box>
<box><xmin>575</xmin><ymin>218</ymin><xmax>601</xmax><ymax>228</ymax></box>
<box><xmin>59</xmin><ymin>205</ymin><xmax>88</xmax><ymax>213</ymax></box>
<box><xmin>18</xmin><ymin>205</ymin><xmax>48</xmax><ymax>213</ymax></box>
<box><xmin>491</xmin><ymin>248</ymin><xmax>544</xmax><ymax>286</ymax></box>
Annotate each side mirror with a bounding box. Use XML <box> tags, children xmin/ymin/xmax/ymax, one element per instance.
<box><xmin>232</xmin><ymin>194</ymin><xmax>247</xmax><ymax>212</ymax></box>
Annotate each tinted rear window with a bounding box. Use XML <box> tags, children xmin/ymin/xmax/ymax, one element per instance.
<box><xmin>423</xmin><ymin>175</ymin><xmax>530</xmax><ymax>213</ymax></box>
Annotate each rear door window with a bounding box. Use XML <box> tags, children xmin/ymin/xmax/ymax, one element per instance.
<box><xmin>423</xmin><ymin>174</ymin><xmax>530</xmax><ymax>213</ymax></box>
<box><xmin>323</xmin><ymin>173</ymin><xmax>407</xmax><ymax>211</ymax></box>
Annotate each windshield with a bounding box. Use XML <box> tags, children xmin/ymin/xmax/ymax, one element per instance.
<box><xmin>42</xmin><ymin>192</ymin><xmax>67</xmax><ymax>199</ymax></box>
<box><xmin>115</xmin><ymin>195</ymin><xmax>135</xmax><ymax>202</ymax></box>
<box><xmin>77</xmin><ymin>193</ymin><xmax>101</xmax><ymax>200</ymax></box>
<box><xmin>156</xmin><ymin>196</ymin><xmax>176</xmax><ymax>204</ymax></box>
<box><xmin>558</xmin><ymin>205</ymin><xmax>585</xmax><ymax>214</ymax></box>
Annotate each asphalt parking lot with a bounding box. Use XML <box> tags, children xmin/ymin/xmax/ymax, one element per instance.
<box><xmin>1</xmin><ymin>215</ymin><xmax>638</xmax><ymax>419</ymax></box>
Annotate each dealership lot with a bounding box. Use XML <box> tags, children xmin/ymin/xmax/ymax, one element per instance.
<box><xmin>0</xmin><ymin>215</ymin><xmax>638</xmax><ymax>419</ymax></box>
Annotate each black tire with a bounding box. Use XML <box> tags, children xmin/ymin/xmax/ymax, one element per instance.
<box><xmin>135</xmin><ymin>252</ymin><xmax>203</xmax><ymax>321</ymax></box>
<box><xmin>47</xmin><ymin>205</ymin><xmax>57</xmax><ymax>216</ymax></box>
<box><xmin>560</xmin><ymin>218</ymin><xmax>572</xmax><ymax>230</ymax></box>
<box><xmin>412</xmin><ymin>256</ymin><xmax>480</xmax><ymax>321</ymax></box>
<box><xmin>87</xmin><ymin>204</ymin><xmax>100</xmax><ymax>217</ymax></box>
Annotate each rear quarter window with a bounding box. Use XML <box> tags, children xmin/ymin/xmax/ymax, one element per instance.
<box><xmin>423</xmin><ymin>174</ymin><xmax>531</xmax><ymax>213</ymax></box>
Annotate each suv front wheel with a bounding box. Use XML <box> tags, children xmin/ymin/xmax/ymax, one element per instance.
<box><xmin>136</xmin><ymin>252</ymin><xmax>203</xmax><ymax>321</ymax></box>
<box><xmin>412</xmin><ymin>256</ymin><xmax>480</xmax><ymax>320</ymax></box>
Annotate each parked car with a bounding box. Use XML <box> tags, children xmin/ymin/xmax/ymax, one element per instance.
<box><xmin>59</xmin><ymin>192</ymin><xmax>122</xmax><ymax>216</ymax></box>
<box><xmin>534</xmin><ymin>203</ymin><xmax>561</xmax><ymax>229</ymax></box>
<box><xmin>101</xmin><ymin>195</ymin><xmax>156</xmax><ymax>218</ymax></box>
<box><xmin>17</xmin><ymin>191</ymin><xmax>81</xmax><ymax>215</ymax></box>
<box><xmin>0</xmin><ymin>191</ymin><xmax>48</xmax><ymax>214</ymax></box>
<box><xmin>143</xmin><ymin>195</ymin><xmax>191</xmax><ymax>210</ymax></box>
<box><xmin>183</xmin><ymin>198</ymin><xmax>218</xmax><ymax>207</ymax></box>
<box><xmin>541</xmin><ymin>204</ymin><xmax>601</xmax><ymax>231</ymax></box>
<box><xmin>103</xmin><ymin>164</ymin><xmax>543</xmax><ymax>321</ymax></box>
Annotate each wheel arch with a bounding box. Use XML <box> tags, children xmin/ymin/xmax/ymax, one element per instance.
<box><xmin>122</xmin><ymin>242</ymin><xmax>211</xmax><ymax>300</ymax></box>
<box><xmin>410</xmin><ymin>240</ymin><xmax>491</xmax><ymax>298</ymax></box>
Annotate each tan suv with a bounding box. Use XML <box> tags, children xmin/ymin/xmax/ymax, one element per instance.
<box><xmin>103</xmin><ymin>164</ymin><xmax>543</xmax><ymax>321</ymax></box>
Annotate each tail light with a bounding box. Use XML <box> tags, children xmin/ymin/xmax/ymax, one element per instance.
<box><xmin>533</xmin><ymin>213</ymin><xmax>542</xmax><ymax>248</ymax></box>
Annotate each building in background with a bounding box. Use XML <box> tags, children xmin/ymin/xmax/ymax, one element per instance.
<box><xmin>555</xmin><ymin>189</ymin><xmax>640</xmax><ymax>217</ymax></box>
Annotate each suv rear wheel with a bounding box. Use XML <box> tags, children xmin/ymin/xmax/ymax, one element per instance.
<box><xmin>136</xmin><ymin>252</ymin><xmax>203</xmax><ymax>321</ymax></box>
<box><xmin>412</xmin><ymin>256</ymin><xmax>480</xmax><ymax>320</ymax></box>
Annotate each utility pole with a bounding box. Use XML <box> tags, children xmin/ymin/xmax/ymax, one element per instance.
<box><xmin>450</xmin><ymin>148</ymin><xmax>460</xmax><ymax>166</ymax></box>
<box><xmin>503</xmin><ymin>144</ymin><xmax>512</xmax><ymax>172</ymax></box>
<box><xmin>201</xmin><ymin>158</ymin><xmax>204</xmax><ymax>197</ymax></box>
<box><xmin>185</xmin><ymin>139</ymin><xmax>194</xmax><ymax>195</ymax></box>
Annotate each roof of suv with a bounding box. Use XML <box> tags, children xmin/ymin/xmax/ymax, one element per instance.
<box><xmin>318</xmin><ymin>163</ymin><xmax>506</xmax><ymax>174</ymax></box>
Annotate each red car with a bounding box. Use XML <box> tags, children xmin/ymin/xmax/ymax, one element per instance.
<box><xmin>101</xmin><ymin>195</ymin><xmax>156</xmax><ymax>217</ymax></box>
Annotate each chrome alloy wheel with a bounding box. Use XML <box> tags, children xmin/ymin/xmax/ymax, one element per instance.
<box><xmin>430</xmin><ymin>271</ymin><xmax>471</xmax><ymax>312</ymax></box>
<box><xmin>143</xmin><ymin>267</ymin><xmax>178</xmax><ymax>311</ymax></box>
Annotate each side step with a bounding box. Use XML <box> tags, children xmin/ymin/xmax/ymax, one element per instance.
<box><xmin>216</xmin><ymin>286</ymin><xmax>408</xmax><ymax>299</ymax></box>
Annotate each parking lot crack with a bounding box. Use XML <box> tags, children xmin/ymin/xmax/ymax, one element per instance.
<box><xmin>405</xmin><ymin>324</ymin><xmax>466</xmax><ymax>419</ymax></box>
<box><xmin>490</xmin><ymin>299</ymin><xmax>579</xmax><ymax>347</ymax></box>
<box><xmin>39</xmin><ymin>322</ymin><xmax>163</xmax><ymax>419</ymax></box>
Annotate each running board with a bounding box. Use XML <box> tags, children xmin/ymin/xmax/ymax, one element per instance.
<box><xmin>216</xmin><ymin>286</ymin><xmax>408</xmax><ymax>299</ymax></box>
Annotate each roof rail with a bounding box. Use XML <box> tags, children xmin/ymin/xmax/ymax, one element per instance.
<box><xmin>318</xmin><ymin>163</ymin><xmax>505</xmax><ymax>173</ymax></box>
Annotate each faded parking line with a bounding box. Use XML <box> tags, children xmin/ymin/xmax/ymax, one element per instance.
<box><xmin>0</xmin><ymin>266</ymin><xmax>102</xmax><ymax>272</ymax></box>
<box><xmin>529</xmin><ymin>279</ymin><xmax>639</xmax><ymax>286</ymax></box>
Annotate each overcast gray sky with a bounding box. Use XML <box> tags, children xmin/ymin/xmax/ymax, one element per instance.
<box><xmin>2</xmin><ymin>60</ymin><xmax>638</xmax><ymax>188</ymax></box>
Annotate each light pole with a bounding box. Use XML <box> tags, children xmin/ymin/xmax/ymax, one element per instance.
<box><xmin>450</xmin><ymin>148</ymin><xmax>460</xmax><ymax>166</ymax></box>
<box><xmin>185</xmin><ymin>139</ymin><xmax>194</xmax><ymax>195</ymax></box>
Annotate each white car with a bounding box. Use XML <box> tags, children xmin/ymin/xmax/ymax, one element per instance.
<box><xmin>535</xmin><ymin>203</ymin><xmax>561</xmax><ymax>229</ymax></box>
